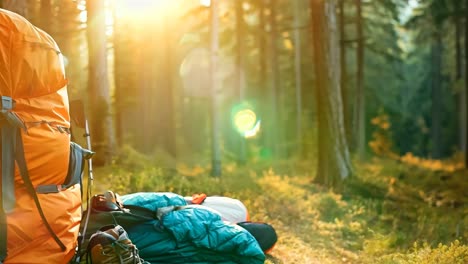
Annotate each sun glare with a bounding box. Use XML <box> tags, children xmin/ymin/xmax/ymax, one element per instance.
<box><xmin>114</xmin><ymin>0</ymin><xmax>175</xmax><ymax>18</ymax></box>
<box><xmin>200</xmin><ymin>0</ymin><xmax>211</xmax><ymax>7</ymax></box>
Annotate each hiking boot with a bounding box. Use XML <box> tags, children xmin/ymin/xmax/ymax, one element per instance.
<box><xmin>87</xmin><ymin>225</ymin><xmax>148</xmax><ymax>264</ymax></box>
<box><xmin>104</xmin><ymin>190</ymin><xmax>124</xmax><ymax>208</ymax></box>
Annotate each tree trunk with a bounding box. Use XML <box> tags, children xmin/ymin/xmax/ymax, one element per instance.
<box><xmin>455</xmin><ymin>1</ymin><xmax>463</xmax><ymax>81</ymax></box>
<box><xmin>158</xmin><ymin>13</ymin><xmax>177</xmax><ymax>157</ymax></box>
<box><xmin>430</xmin><ymin>32</ymin><xmax>443</xmax><ymax>159</ymax></box>
<box><xmin>293</xmin><ymin>0</ymin><xmax>304</xmax><ymax>156</ymax></box>
<box><xmin>310</xmin><ymin>0</ymin><xmax>353</xmax><ymax>188</ymax></box>
<box><xmin>268</xmin><ymin>0</ymin><xmax>280</xmax><ymax>157</ymax></box>
<box><xmin>38</xmin><ymin>0</ymin><xmax>52</xmax><ymax>33</ymax></box>
<box><xmin>113</xmin><ymin>7</ymin><xmax>141</xmax><ymax>150</ymax></box>
<box><xmin>138</xmin><ymin>6</ymin><xmax>176</xmax><ymax>157</ymax></box>
<box><xmin>236</xmin><ymin>0</ymin><xmax>247</xmax><ymax>164</ymax></box>
<box><xmin>339</xmin><ymin>0</ymin><xmax>351</xmax><ymax>150</ymax></box>
<box><xmin>258</xmin><ymin>0</ymin><xmax>270</xmax><ymax>158</ymax></box>
<box><xmin>211</xmin><ymin>0</ymin><xmax>222</xmax><ymax>176</ymax></box>
<box><xmin>455</xmin><ymin>0</ymin><xmax>467</xmax><ymax>154</ymax></box>
<box><xmin>354</xmin><ymin>0</ymin><xmax>366</xmax><ymax>159</ymax></box>
<box><xmin>86</xmin><ymin>0</ymin><xmax>116</xmax><ymax>165</ymax></box>
<box><xmin>137</xmin><ymin>32</ymin><xmax>157</xmax><ymax>154</ymax></box>
<box><xmin>465</xmin><ymin>0</ymin><xmax>468</xmax><ymax>167</ymax></box>
<box><xmin>113</xmin><ymin>4</ymin><xmax>123</xmax><ymax>148</ymax></box>
<box><xmin>257</xmin><ymin>0</ymin><xmax>279</xmax><ymax>159</ymax></box>
<box><xmin>2</xmin><ymin>0</ymin><xmax>27</xmax><ymax>17</ymax></box>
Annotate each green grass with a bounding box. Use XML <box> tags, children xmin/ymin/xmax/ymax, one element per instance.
<box><xmin>90</xmin><ymin>148</ymin><xmax>468</xmax><ymax>264</ymax></box>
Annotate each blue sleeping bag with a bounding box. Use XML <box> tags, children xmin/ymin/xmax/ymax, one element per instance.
<box><xmin>120</xmin><ymin>192</ymin><xmax>265</xmax><ymax>264</ymax></box>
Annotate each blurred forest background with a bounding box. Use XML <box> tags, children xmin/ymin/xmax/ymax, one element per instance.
<box><xmin>3</xmin><ymin>0</ymin><xmax>467</xmax><ymax>171</ymax></box>
<box><xmin>1</xmin><ymin>0</ymin><xmax>467</xmax><ymax>263</ymax></box>
<box><xmin>1</xmin><ymin>0</ymin><xmax>467</xmax><ymax>176</ymax></box>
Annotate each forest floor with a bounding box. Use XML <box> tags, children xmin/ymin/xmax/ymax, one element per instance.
<box><xmin>93</xmin><ymin>147</ymin><xmax>468</xmax><ymax>264</ymax></box>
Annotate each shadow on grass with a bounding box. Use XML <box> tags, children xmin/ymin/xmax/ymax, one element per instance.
<box><xmin>266</xmin><ymin>254</ymin><xmax>283</xmax><ymax>264</ymax></box>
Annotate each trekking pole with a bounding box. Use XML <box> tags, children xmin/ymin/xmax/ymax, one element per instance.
<box><xmin>84</xmin><ymin>118</ymin><xmax>94</xmax><ymax>182</ymax></box>
<box><xmin>70</xmin><ymin>99</ymin><xmax>94</xmax><ymax>202</ymax></box>
<box><xmin>69</xmin><ymin>100</ymin><xmax>94</xmax><ymax>263</ymax></box>
<box><xmin>80</xmin><ymin>116</ymin><xmax>93</xmax><ymax>229</ymax></box>
<box><xmin>77</xmin><ymin>116</ymin><xmax>94</xmax><ymax>257</ymax></box>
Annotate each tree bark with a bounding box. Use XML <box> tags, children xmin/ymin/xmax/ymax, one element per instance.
<box><xmin>211</xmin><ymin>0</ymin><xmax>222</xmax><ymax>176</ymax></box>
<box><xmin>137</xmin><ymin>28</ymin><xmax>157</xmax><ymax>154</ymax></box>
<box><xmin>113</xmin><ymin>4</ymin><xmax>123</xmax><ymax>147</ymax></box>
<box><xmin>113</xmin><ymin>8</ymin><xmax>140</xmax><ymax>150</ymax></box>
<box><xmin>236</xmin><ymin>0</ymin><xmax>247</xmax><ymax>164</ymax></box>
<box><xmin>158</xmin><ymin>12</ymin><xmax>177</xmax><ymax>157</ymax></box>
<box><xmin>2</xmin><ymin>0</ymin><xmax>27</xmax><ymax>17</ymax></box>
<box><xmin>339</xmin><ymin>0</ymin><xmax>351</xmax><ymax>150</ymax></box>
<box><xmin>354</xmin><ymin>0</ymin><xmax>366</xmax><ymax>159</ymax></box>
<box><xmin>268</xmin><ymin>0</ymin><xmax>280</xmax><ymax>157</ymax></box>
<box><xmin>38</xmin><ymin>0</ymin><xmax>52</xmax><ymax>33</ymax></box>
<box><xmin>465</xmin><ymin>0</ymin><xmax>468</xmax><ymax>167</ymax></box>
<box><xmin>310</xmin><ymin>0</ymin><xmax>353</xmax><ymax>188</ymax></box>
<box><xmin>258</xmin><ymin>0</ymin><xmax>269</xmax><ymax>158</ymax></box>
<box><xmin>430</xmin><ymin>32</ymin><xmax>443</xmax><ymax>159</ymax></box>
<box><xmin>86</xmin><ymin>0</ymin><xmax>116</xmax><ymax>165</ymax></box>
<box><xmin>293</xmin><ymin>0</ymin><xmax>304</xmax><ymax>156</ymax></box>
<box><xmin>455</xmin><ymin>1</ymin><xmax>463</xmax><ymax>81</ymax></box>
<box><xmin>145</xmin><ymin>10</ymin><xmax>177</xmax><ymax>157</ymax></box>
<box><xmin>455</xmin><ymin>0</ymin><xmax>467</xmax><ymax>154</ymax></box>
<box><xmin>259</xmin><ymin>0</ymin><xmax>267</xmax><ymax>100</ymax></box>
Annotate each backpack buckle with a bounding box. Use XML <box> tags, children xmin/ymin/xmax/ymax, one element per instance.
<box><xmin>0</xmin><ymin>96</ymin><xmax>14</xmax><ymax>110</ymax></box>
<box><xmin>36</xmin><ymin>184</ymin><xmax>66</xmax><ymax>194</ymax></box>
<box><xmin>0</xmin><ymin>96</ymin><xmax>25</xmax><ymax>130</ymax></box>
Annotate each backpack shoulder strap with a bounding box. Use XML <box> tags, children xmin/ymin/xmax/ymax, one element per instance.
<box><xmin>1</xmin><ymin>96</ymin><xmax>21</xmax><ymax>212</ymax></box>
<box><xmin>0</xmin><ymin>96</ymin><xmax>23</xmax><ymax>263</ymax></box>
<box><xmin>0</xmin><ymin>209</ymin><xmax>5</xmax><ymax>264</ymax></box>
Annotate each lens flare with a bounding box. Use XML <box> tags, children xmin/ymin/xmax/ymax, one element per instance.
<box><xmin>232</xmin><ymin>104</ymin><xmax>261</xmax><ymax>138</ymax></box>
<box><xmin>234</xmin><ymin>109</ymin><xmax>256</xmax><ymax>132</ymax></box>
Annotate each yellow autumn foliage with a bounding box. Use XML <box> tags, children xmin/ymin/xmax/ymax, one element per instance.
<box><xmin>400</xmin><ymin>152</ymin><xmax>464</xmax><ymax>172</ymax></box>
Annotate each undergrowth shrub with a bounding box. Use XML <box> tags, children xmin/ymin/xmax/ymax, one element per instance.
<box><xmin>317</xmin><ymin>193</ymin><xmax>347</xmax><ymax>222</ymax></box>
<box><xmin>367</xmin><ymin>240</ymin><xmax>468</xmax><ymax>264</ymax></box>
<box><xmin>369</xmin><ymin>111</ymin><xmax>398</xmax><ymax>159</ymax></box>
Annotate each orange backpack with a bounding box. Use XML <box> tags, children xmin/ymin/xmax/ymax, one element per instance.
<box><xmin>0</xmin><ymin>8</ymin><xmax>89</xmax><ymax>264</ymax></box>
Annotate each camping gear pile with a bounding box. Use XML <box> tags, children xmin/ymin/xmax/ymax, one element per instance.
<box><xmin>0</xmin><ymin>8</ymin><xmax>277</xmax><ymax>264</ymax></box>
<box><xmin>79</xmin><ymin>192</ymin><xmax>276</xmax><ymax>264</ymax></box>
